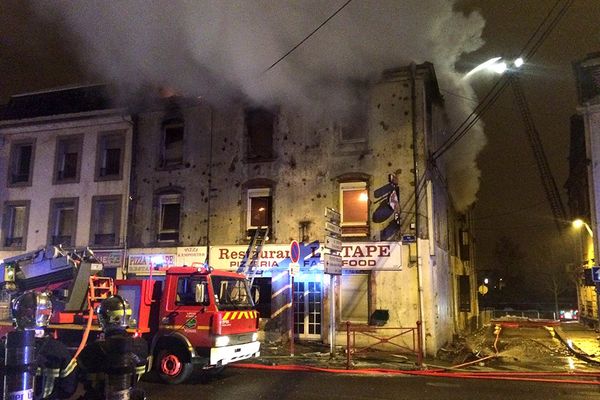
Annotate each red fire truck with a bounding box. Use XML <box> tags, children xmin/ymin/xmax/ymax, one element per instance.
<box><xmin>0</xmin><ymin>247</ymin><xmax>261</xmax><ymax>384</ymax></box>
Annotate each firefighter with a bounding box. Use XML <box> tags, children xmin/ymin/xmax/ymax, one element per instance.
<box><xmin>76</xmin><ymin>295</ymin><xmax>148</xmax><ymax>400</ymax></box>
<box><xmin>2</xmin><ymin>291</ymin><xmax>77</xmax><ymax>400</ymax></box>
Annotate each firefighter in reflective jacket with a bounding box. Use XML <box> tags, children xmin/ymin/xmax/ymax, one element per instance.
<box><xmin>76</xmin><ymin>295</ymin><xmax>148</xmax><ymax>400</ymax></box>
<box><xmin>1</xmin><ymin>291</ymin><xmax>78</xmax><ymax>400</ymax></box>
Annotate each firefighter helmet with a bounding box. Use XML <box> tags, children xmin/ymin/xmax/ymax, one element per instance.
<box><xmin>11</xmin><ymin>291</ymin><xmax>53</xmax><ymax>330</ymax></box>
<box><xmin>97</xmin><ymin>295</ymin><xmax>132</xmax><ymax>333</ymax></box>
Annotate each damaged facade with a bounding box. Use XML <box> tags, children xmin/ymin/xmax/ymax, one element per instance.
<box><xmin>0</xmin><ymin>63</ymin><xmax>478</xmax><ymax>356</ymax></box>
<box><xmin>569</xmin><ymin>52</ymin><xmax>600</xmax><ymax>327</ymax></box>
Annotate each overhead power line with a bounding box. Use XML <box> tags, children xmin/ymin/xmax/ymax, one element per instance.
<box><xmin>432</xmin><ymin>0</ymin><xmax>573</xmax><ymax>161</ymax></box>
<box><xmin>263</xmin><ymin>0</ymin><xmax>353</xmax><ymax>74</ymax></box>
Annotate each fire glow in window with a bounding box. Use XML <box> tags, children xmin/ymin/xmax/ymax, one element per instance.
<box><xmin>340</xmin><ymin>181</ymin><xmax>368</xmax><ymax>237</ymax></box>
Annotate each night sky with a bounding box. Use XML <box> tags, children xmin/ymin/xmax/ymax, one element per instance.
<box><xmin>1</xmin><ymin>0</ymin><xmax>599</xmax><ymax>303</ymax></box>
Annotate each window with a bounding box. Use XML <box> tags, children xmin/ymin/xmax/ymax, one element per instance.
<box><xmin>460</xmin><ymin>229</ymin><xmax>470</xmax><ymax>261</ymax></box>
<box><xmin>176</xmin><ymin>276</ymin><xmax>207</xmax><ymax>306</ymax></box>
<box><xmin>161</xmin><ymin>118</ymin><xmax>184</xmax><ymax>168</ymax></box>
<box><xmin>245</xmin><ymin>108</ymin><xmax>274</xmax><ymax>161</ymax></box>
<box><xmin>340</xmin><ymin>181</ymin><xmax>369</xmax><ymax>237</ymax></box>
<box><xmin>341</xmin><ymin>273</ymin><xmax>369</xmax><ymax>323</ymax></box>
<box><xmin>8</xmin><ymin>140</ymin><xmax>35</xmax><ymax>186</ymax></box>
<box><xmin>247</xmin><ymin>188</ymin><xmax>272</xmax><ymax>232</ymax></box>
<box><xmin>48</xmin><ymin>198</ymin><xmax>78</xmax><ymax>246</ymax></box>
<box><xmin>90</xmin><ymin>195</ymin><xmax>122</xmax><ymax>247</ymax></box>
<box><xmin>1</xmin><ymin>201</ymin><xmax>29</xmax><ymax>249</ymax></box>
<box><xmin>158</xmin><ymin>193</ymin><xmax>181</xmax><ymax>243</ymax></box>
<box><xmin>458</xmin><ymin>275</ymin><xmax>471</xmax><ymax>312</ymax></box>
<box><xmin>96</xmin><ymin>133</ymin><xmax>125</xmax><ymax>180</ymax></box>
<box><xmin>54</xmin><ymin>135</ymin><xmax>83</xmax><ymax>183</ymax></box>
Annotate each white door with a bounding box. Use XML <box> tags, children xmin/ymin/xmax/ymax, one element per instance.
<box><xmin>293</xmin><ymin>274</ymin><xmax>322</xmax><ymax>340</ymax></box>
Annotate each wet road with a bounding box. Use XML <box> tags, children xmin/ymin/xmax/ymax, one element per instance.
<box><xmin>139</xmin><ymin>367</ymin><xmax>600</xmax><ymax>400</ymax></box>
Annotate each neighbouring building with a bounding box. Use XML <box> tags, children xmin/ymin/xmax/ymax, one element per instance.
<box><xmin>571</xmin><ymin>52</ymin><xmax>600</xmax><ymax>327</ymax></box>
<box><xmin>0</xmin><ymin>85</ymin><xmax>133</xmax><ymax>277</ymax></box>
<box><xmin>0</xmin><ymin>64</ymin><xmax>478</xmax><ymax>356</ymax></box>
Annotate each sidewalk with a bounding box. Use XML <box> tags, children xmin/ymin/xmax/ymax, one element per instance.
<box><xmin>250</xmin><ymin>322</ymin><xmax>600</xmax><ymax>372</ymax></box>
<box><xmin>254</xmin><ymin>339</ymin><xmax>423</xmax><ymax>371</ymax></box>
<box><xmin>554</xmin><ymin>321</ymin><xmax>600</xmax><ymax>365</ymax></box>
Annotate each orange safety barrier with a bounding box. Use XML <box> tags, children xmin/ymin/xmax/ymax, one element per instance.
<box><xmin>345</xmin><ymin>320</ymin><xmax>423</xmax><ymax>369</ymax></box>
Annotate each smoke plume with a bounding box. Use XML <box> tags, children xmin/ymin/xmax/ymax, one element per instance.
<box><xmin>35</xmin><ymin>0</ymin><xmax>486</xmax><ymax>211</ymax></box>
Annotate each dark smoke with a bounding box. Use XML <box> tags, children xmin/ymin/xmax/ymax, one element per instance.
<box><xmin>35</xmin><ymin>0</ymin><xmax>486</xmax><ymax>210</ymax></box>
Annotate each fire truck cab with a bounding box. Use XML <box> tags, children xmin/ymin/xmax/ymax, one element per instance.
<box><xmin>116</xmin><ymin>266</ymin><xmax>260</xmax><ymax>384</ymax></box>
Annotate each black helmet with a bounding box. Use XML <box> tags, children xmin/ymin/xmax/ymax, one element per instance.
<box><xmin>96</xmin><ymin>295</ymin><xmax>132</xmax><ymax>333</ymax></box>
<box><xmin>11</xmin><ymin>291</ymin><xmax>53</xmax><ymax>330</ymax></box>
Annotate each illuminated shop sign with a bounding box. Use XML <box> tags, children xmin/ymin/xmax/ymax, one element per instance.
<box><xmin>127</xmin><ymin>247</ymin><xmax>208</xmax><ymax>275</ymax></box>
<box><xmin>177</xmin><ymin>246</ymin><xmax>208</xmax><ymax>266</ymax></box>
<box><xmin>210</xmin><ymin>242</ymin><xmax>321</xmax><ymax>271</ymax></box>
<box><xmin>209</xmin><ymin>242</ymin><xmax>402</xmax><ymax>272</ymax></box>
<box><xmin>93</xmin><ymin>250</ymin><xmax>124</xmax><ymax>268</ymax></box>
<box><xmin>127</xmin><ymin>253</ymin><xmax>176</xmax><ymax>275</ymax></box>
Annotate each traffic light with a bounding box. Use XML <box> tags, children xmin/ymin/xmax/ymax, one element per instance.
<box><xmin>373</xmin><ymin>174</ymin><xmax>400</xmax><ymax>240</ymax></box>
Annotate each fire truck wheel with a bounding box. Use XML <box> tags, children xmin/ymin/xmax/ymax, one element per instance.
<box><xmin>156</xmin><ymin>349</ymin><xmax>194</xmax><ymax>384</ymax></box>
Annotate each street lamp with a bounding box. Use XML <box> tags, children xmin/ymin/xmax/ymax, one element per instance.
<box><xmin>463</xmin><ymin>57</ymin><xmax>524</xmax><ymax>79</ymax></box>
<box><xmin>573</xmin><ymin>218</ymin><xmax>594</xmax><ymax>237</ymax></box>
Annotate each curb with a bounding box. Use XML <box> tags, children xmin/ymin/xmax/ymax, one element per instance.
<box><xmin>553</xmin><ymin>327</ymin><xmax>600</xmax><ymax>366</ymax></box>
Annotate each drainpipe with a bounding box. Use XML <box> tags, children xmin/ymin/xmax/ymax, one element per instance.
<box><xmin>123</xmin><ymin>114</ymin><xmax>136</xmax><ymax>279</ymax></box>
<box><xmin>205</xmin><ymin>107</ymin><xmax>214</xmax><ymax>266</ymax></box>
<box><xmin>410</xmin><ymin>63</ymin><xmax>426</xmax><ymax>356</ymax></box>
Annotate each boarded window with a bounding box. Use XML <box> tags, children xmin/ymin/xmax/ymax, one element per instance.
<box><xmin>341</xmin><ymin>273</ymin><xmax>369</xmax><ymax>322</ymax></box>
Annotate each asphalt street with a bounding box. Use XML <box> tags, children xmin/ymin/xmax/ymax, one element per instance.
<box><xmin>139</xmin><ymin>367</ymin><xmax>600</xmax><ymax>400</ymax></box>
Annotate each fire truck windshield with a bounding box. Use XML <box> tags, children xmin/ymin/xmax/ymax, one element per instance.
<box><xmin>211</xmin><ymin>276</ymin><xmax>254</xmax><ymax>310</ymax></box>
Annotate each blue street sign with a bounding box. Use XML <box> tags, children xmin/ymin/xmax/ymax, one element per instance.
<box><xmin>592</xmin><ymin>266</ymin><xmax>600</xmax><ymax>283</ymax></box>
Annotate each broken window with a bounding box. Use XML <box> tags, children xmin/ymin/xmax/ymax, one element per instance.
<box><xmin>158</xmin><ymin>193</ymin><xmax>181</xmax><ymax>243</ymax></box>
<box><xmin>2</xmin><ymin>201</ymin><xmax>29</xmax><ymax>249</ymax></box>
<box><xmin>161</xmin><ymin>118</ymin><xmax>184</xmax><ymax>167</ymax></box>
<box><xmin>340</xmin><ymin>181</ymin><xmax>369</xmax><ymax>237</ymax></box>
<box><xmin>91</xmin><ymin>195</ymin><xmax>121</xmax><ymax>247</ymax></box>
<box><xmin>49</xmin><ymin>198</ymin><xmax>78</xmax><ymax>246</ymax></box>
<box><xmin>8</xmin><ymin>140</ymin><xmax>35</xmax><ymax>186</ymax></box>
<box><xmin>54</xmin><ymin>135</ymin><xmax>83</xmax><ymax>183</ymax></box>
<box><xmin>96</xmin><ymin>132</ymin><xmax>124</xmax><ymax>180</ymax></box>
<box><xmin>245</xmin><ymin>108</ymin><xmax>274</xmax><ymax>161</ymax></box>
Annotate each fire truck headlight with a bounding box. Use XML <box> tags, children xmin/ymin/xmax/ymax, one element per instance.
<box><xmin>251</xmin><ymin>332</ymin><xmax>258</xmax><ymax>342</ymax></box>
<box><xmin>214</xmin><ymin>335</ymin><xmax>230</xmax><ymax>347</ymax></box>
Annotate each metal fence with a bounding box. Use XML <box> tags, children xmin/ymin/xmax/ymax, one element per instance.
<box><xmin>487</xmin><ymin>308</ymin><xmax>557</xmax><ymax>320</ymax></box>
<box><xmin>344</xmin><ymin>321</ymin><xmax>422</xmax><ymax>369</ymax></box>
